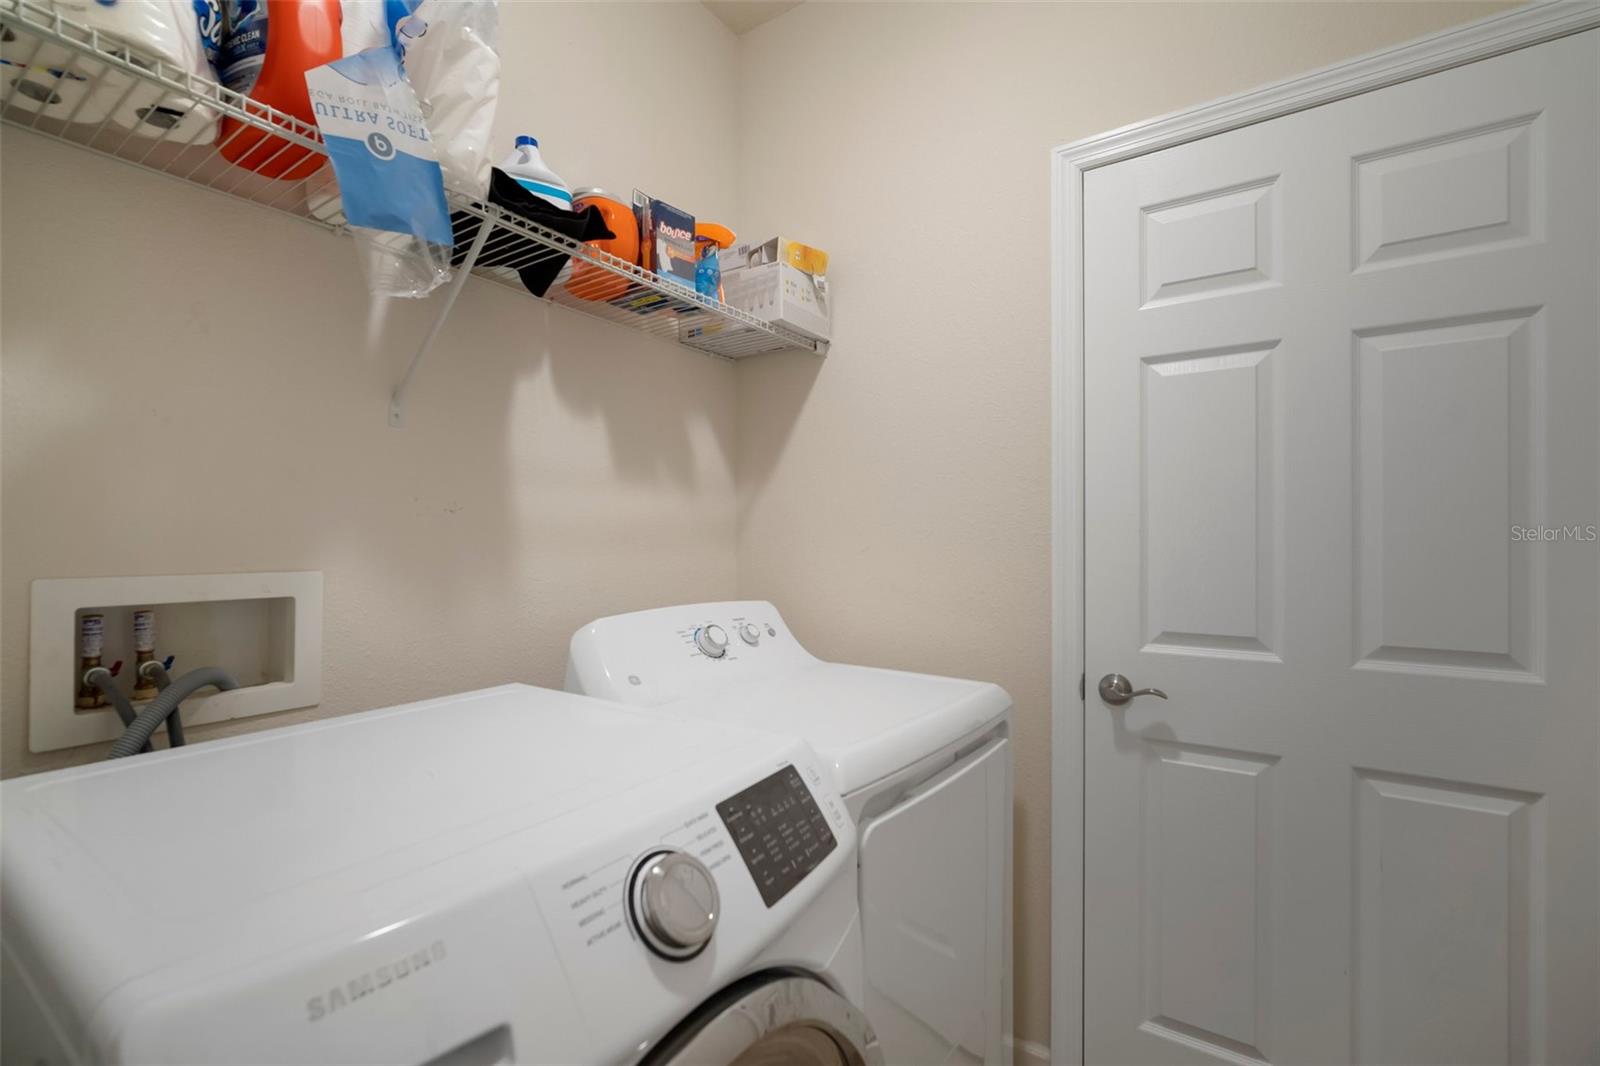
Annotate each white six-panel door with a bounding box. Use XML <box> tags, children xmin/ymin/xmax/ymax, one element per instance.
<box><xmin>1083</xmin><ymin>30</ymin><xmax>1598</xmax><ymax>1065</ymax></box>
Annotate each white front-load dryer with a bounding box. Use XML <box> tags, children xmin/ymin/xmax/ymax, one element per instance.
<box><xmin>568</xmin><ymin>603</ymin><xmax>1014</xmax><ymax>1066</ymax></box>
<box><xmin>1</xmin><ymin>684</ymin><xmax>879</xmax><ymax>1066</ymax></box>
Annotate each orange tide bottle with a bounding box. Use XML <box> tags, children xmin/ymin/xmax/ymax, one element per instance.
<box><xmin>218</xmin><ymin>0</ymin><xmax>341</xmax><ymax>180</ymax></box>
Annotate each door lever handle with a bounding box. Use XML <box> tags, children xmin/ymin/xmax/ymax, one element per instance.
<box><xmin>1098</xmin><ymin>673</ymin><xmax>1168</xmax><ymax>707</ymax></box>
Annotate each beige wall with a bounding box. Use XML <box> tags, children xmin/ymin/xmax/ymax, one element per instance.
<box><xmin>731</xmin><ymin>2</ymin><xmax>1512</xmax><ymax>1053</ymax></box>
<box><xmin>0</xmin><ymin>1</ymin><xmax>744</xmax><ymax>777</ymax></box>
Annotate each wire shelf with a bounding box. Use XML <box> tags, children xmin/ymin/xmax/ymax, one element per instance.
<box><xmin>0</xmin><ymin>0</ymin><xmax>823</xmax><ymax>369</ymax></box>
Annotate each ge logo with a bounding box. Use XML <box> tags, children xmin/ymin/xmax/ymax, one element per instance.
<box><xmin>365</xmin><ymin>132</ymin><xmax>396</xmax><ymax>161</ymax></box>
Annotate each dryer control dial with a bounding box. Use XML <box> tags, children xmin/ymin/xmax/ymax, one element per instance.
<box><xmin>630</xmin><ymin>849</ymin><xmax>719</xmax><ymax>960</ymax></box>
<box><xmin>695</xmin><ymin>624</ymin><xmax>729</xmax><ymax>659</ymax></box>
<box><xmin>737</xmin><ymin>622</ymin><xmax>761</xmax><ymax>646</ymax></box>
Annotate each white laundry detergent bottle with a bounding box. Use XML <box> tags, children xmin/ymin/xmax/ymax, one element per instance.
<box><xmin>499</xmin><ymin>135</ymin><xmax>572</xmax><ymax>210</ymax></box>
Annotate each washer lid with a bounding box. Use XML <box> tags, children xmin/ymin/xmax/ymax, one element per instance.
<box><xmin>664</xmin><ymin>663</ymin><xmax>1010</xmax><ymax>795</ymax></box>
<box><xmin>0</xmin><ymin>685</ymin><xmax>854</xmax><ymax>1065</ymax></box>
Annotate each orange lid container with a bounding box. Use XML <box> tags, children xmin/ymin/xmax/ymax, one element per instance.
<box><xmin>568</xmin><ymin>188</ymin><xmax>641</xmax><ymax>302</ymax></box>
<box><xmin>218</xmin><ymin>0</ymin><xmax>341</xmax><ymax>181</ymax></box>
<box><xmin>694</xmin><ymin>222</ymin><xmax>736</xmax><ymax>250</ymax></box>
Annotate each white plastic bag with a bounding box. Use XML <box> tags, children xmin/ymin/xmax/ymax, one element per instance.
<box><xmin>337</xmin><ymin>0</ymin><xmax>397</xmax><ymax>57</ymax></box>
<box><xmin>397</xmin><ymin>0</ymin><xmax>498</xmax><ymax>200</ymax></box>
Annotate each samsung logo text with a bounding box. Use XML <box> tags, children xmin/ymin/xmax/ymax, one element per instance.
<box><xmin>306</xmin><ymin>940</ymin><xmax>447</xmax><ymax>1023</ymax></box>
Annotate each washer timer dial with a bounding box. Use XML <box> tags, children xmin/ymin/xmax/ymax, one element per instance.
<box><xmin>629</xmin><ymin>849</ymin><xmax>720</xmax><ymax>960</ymax></box>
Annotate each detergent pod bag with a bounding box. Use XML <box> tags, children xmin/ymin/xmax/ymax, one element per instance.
<box><xmin>305</xmin><ymin>45</ymin><xmax>453</xmax><ymax>297</ymax></box>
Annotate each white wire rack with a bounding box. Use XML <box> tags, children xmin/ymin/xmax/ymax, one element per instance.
<box><xmin>0</xmin><ymin>0</ymin><xmax>823</xmax><ymax>422</ymax></box>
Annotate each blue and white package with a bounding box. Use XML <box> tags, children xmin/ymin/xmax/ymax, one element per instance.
<box><xmin>219</xmin><ymin>0</ymin><xmax>266</xmax><ymax>94</ymax></box>
<box><xmin>306</xmin><ymin>46</ymin><xmax>453</xmax><ymax>295</ymax></box>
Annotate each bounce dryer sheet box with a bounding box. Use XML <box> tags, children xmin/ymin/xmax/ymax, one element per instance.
<box><xmin>719</xmin><ymin>236</ymin><xmax>831</xmax><ymax>342</ymax></box>
<box><xmin>632</xmin><ymin>190</ymin><xmax>698</xmax><ymax>291</ymax></box>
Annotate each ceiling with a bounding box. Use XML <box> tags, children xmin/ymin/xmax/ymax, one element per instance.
<box><xmin>702</xmin><ymin>0</ymin><xmax>804</xmax><ymax>36</ymax></box>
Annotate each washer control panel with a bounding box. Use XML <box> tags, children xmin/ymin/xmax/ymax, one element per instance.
<box><xmin>526</xmin><ymin>737</ymin><xmax>853</xmax><ymax>1062</ymax></box>
<box><xmin>715</xmin><ymin>764</ymin><xmax>838</xmax><ymax>907</ymax></box>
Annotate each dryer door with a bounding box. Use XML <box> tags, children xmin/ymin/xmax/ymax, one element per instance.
<box><xmin>860</xmin><ymin>736</ymin><xmax>1011</xmax><ymax>1065</ymax></box>
<box><xmin>641</xmin><ymin>972</ymin><xmax>881</xmax><ymax>1066</ymax></box>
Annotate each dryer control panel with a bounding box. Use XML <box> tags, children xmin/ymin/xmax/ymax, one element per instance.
<box><xmin>567</xmin><ymin>600</ymin><xmax>817</xmax><ymax>707</ymax></box>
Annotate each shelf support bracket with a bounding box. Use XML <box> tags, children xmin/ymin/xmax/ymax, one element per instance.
<box><xmin>389</xmin><ymin>216</ymin><xmax>497</xmax><ymax>428</ymax></box>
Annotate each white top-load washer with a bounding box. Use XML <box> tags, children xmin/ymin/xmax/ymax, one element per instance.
<box><xmin>1</xmin><ymin>684</ymin><xmax>879</xmax><ymax>1066</ymax></box>
<box><xmin>567</xmin><ymin>602</ymin><xmax>1013</xmax><ymax>1066</ymax></box>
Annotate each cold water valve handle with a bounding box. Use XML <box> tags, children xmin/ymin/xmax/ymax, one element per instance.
<box><xmin>139</xmin><ymin>655</ymin><xmax>177</xmax><ymax>683</ymax></box>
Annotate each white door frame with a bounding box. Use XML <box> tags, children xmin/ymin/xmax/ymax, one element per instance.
<box><xmin>1047</xmin><ymin>3</ymin><xmax>1600</xmax><ymax>1061</ymax></box>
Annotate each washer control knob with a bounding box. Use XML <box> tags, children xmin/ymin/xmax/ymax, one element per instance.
<box><xmin>632</xmin><ymin>849</ymin><xmax>719</xmax><ymax>960</ymax></box>
<box><xmin>695</xmin><ymin>624</ymin><xmax>729</xmax><ymax>659</ymax></box>
<box><xmin>738</xmin><ymin>622</ymin><xmax>761</xmax><ymax>646</ymax></box>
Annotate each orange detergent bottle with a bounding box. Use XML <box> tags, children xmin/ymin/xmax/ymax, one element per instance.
<box><xmin>218</xmin><ymin>0</ymin><xmax>341</xmax><ymax>180</ymax></box>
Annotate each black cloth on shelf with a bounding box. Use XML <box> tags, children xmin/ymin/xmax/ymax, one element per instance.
<box><xmin>449</xmin><ymin>168</ymin><xmax>615</xmax><ymax>297</ymax></box>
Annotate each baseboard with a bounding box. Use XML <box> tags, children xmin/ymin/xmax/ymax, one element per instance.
<box><xmin>1007</xmin><ymin>1035</ymin><xmax>1053</xmax><ymax>1065</ymax></box>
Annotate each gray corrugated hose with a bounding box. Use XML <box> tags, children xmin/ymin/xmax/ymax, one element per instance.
<box><xmin>85</xmin><ymin>669</ymin><xmax>152</xmax><ymax>754</ymax></box>
<box><xmin>106</xmin><ymin>668</ymin><xmax>237</xmax><ymax>759</ymax></box>
<box><xmin>138</xmin><ymin>661</ymin><xmax>184</xmax><ymax>747</ymax></box>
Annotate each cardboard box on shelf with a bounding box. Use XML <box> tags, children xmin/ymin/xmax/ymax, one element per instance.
<box><xmin>719</xmin><ymin>236</ymin><xmax>830</xmax><ymax>343</ymax></box>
